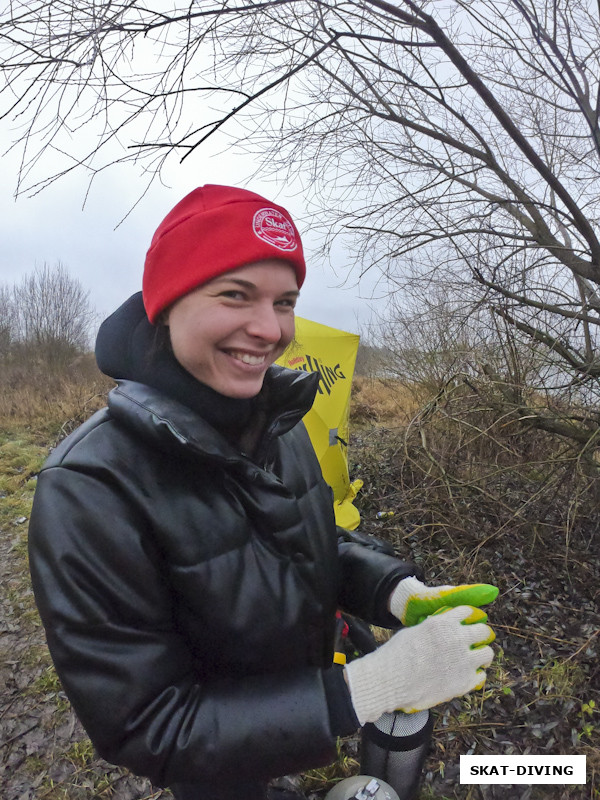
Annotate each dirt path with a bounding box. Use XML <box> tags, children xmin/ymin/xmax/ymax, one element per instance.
<box><xmin>0</xmin><ymin>506</ymin><xmax>168</xmax><ymax>799</ymax></box>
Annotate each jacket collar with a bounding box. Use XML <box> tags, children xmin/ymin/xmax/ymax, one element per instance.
<box><xmin>107</xmin><ymin>366</ymin><xmax>320</xmax><ymax>463</ymax></box>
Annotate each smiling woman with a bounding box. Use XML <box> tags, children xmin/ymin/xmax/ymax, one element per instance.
<box><xmin>27</xmin><ymin>184</ymin><xmax>496</xmax><ymax>800</ymax></box>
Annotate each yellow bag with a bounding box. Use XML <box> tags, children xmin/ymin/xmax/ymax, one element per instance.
<box><xmin>277</xmin><ymin>317</ymin><xmax>362</xmax><ymax>530</ymax></box>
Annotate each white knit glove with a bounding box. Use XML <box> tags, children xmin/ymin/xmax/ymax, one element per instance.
<box><xmin>344</xmin><ymin>606</ymin><xmax>495</xmax><ymax>725</ymax></box>
<box><xmin>389</xmin><ymin>576</ymin><xmax>499</xmax><ymax>626</ymax></box>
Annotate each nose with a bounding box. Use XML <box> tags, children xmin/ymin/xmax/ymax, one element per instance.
<box><xmin>245</xmin><ymin>303</ymin><xmax>284</xmax><ymax>343</ymax></box>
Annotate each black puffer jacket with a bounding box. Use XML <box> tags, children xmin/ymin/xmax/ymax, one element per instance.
<box><xmin>28</xmin><ymin>295</ymin><xmax>417</xmax><ymax>795</ymax></box>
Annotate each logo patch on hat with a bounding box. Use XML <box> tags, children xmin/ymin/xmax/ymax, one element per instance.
<box><xmin>253</xmin><ymin>208</ymin><xmax>298</xmax><ymax>252</ymax></box>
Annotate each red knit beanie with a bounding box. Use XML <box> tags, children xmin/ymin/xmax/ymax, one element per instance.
<box><xmin>142</xmin><ymin>185</ymin><xmax>306</xmax><ymax>323</ymax></box>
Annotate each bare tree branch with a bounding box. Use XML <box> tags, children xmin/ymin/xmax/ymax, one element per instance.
<box><xmin>2</xmin><ymin>0</ymin><xmax>600</xmax><ymax>437</ymax></box>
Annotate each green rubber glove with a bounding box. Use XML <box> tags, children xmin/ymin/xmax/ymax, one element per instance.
<box><xmin>389</xmin><ymin>576</ymin><xmax>499</xmax><ymax>626</ymax></box>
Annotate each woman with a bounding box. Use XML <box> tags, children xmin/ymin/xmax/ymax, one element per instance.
<box><xmin>28</xmin><ymin>185</ymin><xmax>496</xmax><ymax>800</ymax></box>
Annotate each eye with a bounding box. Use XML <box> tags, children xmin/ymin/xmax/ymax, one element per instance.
<box><xmin>276</xmin><ymin>297</ymin><xmax>297</xmax><ymax>309</ymax></box>
<box><xmin>220</xmin><ymin>290</ymin><xmax>246</xmax><ymax>301</ymax></box>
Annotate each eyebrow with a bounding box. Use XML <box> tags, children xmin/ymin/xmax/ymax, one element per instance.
<box><xmin>213</xmin><ymin>277</ymin><xmax>300</xmax><ymax>297</ymax></box>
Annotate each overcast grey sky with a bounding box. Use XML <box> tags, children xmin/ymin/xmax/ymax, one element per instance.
<box><xmin>1</xmin><ymin>129</ymin><xmax>384</xmax><ymax>338</ymax></box>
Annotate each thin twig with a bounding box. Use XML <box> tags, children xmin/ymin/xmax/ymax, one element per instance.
<box><xmin>0</xmin><ymin>722</ymin><xmax>38</xmax><ymax>749</ymax></box>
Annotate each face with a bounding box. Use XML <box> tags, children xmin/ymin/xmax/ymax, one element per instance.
<box><xmin>165</xmin><ymin>260</ymin><xmax>298</xmax><ymax>398</ymax></box>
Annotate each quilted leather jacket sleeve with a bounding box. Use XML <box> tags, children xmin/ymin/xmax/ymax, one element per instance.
<box><xmin>336</xmin><ymin>531</ymin><xmax>422</xmax><ymax>627</ymax></box>
<box><xmin>28</xmin><ymin>464</ymin><xmax>337</xmax><ymax>788</ymax></box>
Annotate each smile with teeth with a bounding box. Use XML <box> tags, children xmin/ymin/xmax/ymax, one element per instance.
<box><xmin>227</xmin><ymin>350</ymin><xmax>269</xmax><ymax>366</ymax></box>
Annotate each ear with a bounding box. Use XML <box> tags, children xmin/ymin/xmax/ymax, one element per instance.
<box><xmin>156</xmin><ymin>309</ymin><xmax>170</xmax><ymax>327</ymax></box>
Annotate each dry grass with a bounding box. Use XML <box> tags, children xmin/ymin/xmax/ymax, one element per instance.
<box><xmin>351</xmin><ymin>376</ymin><xmax>424</xmax><ymax>425</ymax></box>
<box><xmin>349</xmin><ymin>377</ymin><xmax>600</xmax><ymax>561</ymax></box>
<box><xmin>0</xmin><ymin>354</ymin><xmax>113</xmax><ymax>435</ymax></box>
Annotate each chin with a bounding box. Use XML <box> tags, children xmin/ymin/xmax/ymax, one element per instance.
<box><xmin>217</xmin><ymin>379</ymin><xmax>265</xmax><ymax>399</ymax></box>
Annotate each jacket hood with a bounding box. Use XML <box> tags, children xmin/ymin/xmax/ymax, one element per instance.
<box><xmin>95</xmin><ymin>291</ymin><xmax>169</xmax><ymax>382</ymax></box>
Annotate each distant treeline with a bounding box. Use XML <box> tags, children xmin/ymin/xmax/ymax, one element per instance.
<box><xmin>1</xmin><ymin>263</ymin><xmax>95</xmax><ymax>368</ymax></box>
